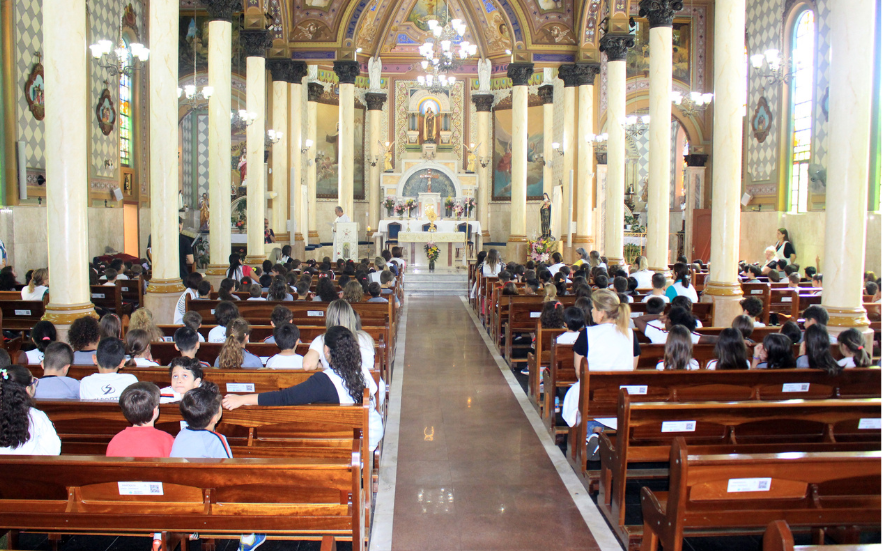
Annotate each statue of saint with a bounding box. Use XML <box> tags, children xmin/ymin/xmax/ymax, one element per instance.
<box><xmin>423</xmin><ymin>106</ymin><xmax>436</xmax><ymax>143</ymax></box>
<box><xmin>379</xmin><ymin>140</ymin><xmax>395</xmax><ymax>172</ymax></box>
<box><xmin>477</xmin><ymin>58</ymin><xmax>492</xmax><ymax>92</ymax></box>
<box><xmin>465</xmin><ymin>142</ymin><xmax>480</xmax><ymax>173</ymax></box>
<box><xmin>367</xmin><ymin>56</ymin><xmax>383</xmax><ymax>90</ymax></box>
<box><xmin>199</xmin><ymin>193</ymin><xmax>210</xmax><ymax>231</ymax></box>
<box><xmin>540</xmin><ymin>192</ymin><xmax>552</xmax><ymax>238</ymax></box>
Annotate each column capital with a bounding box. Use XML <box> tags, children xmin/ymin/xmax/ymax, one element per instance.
<box><xmin>201</xmin><ymin>0</ymin><xmax>240</xmax><ymax>21</ymax></box>
<box><xmin>333</xmin><ymin>60</ymin><xmax>361</xmax><ymax>84</ymax></box>
<box><xmin>240</xmin><ymin>29</ymin><xmax>272</xmax><ymax>58</ymax></box>
<box><xmin>365</xmin><ymin>92</ymin><xmax>387</xmax><ymax>110</ymax></box>
<box><xmin>595</xmin><ymin>151</ymin><xmax>608</xmax><ymax>164</ymax></box>
<box><xmin>557</xmin><ymin>64</ymin><xmax>579</xmax><ymax>87</ymax></box>
<box><xmin>538</xmin><ymin>84</ymin><xmax>554</xmax><ymax>104</ymax></box>
<box><xmin>638</xmin><ymin>0</ymin><xmax>684</xmax><ymax>28</ymax></box>
<box><xmin>472</xmin><ymin>93</ymin><xmax>494</xmax><ymax>112</ymax></box>
<box><xmin>307</xmin><ymin>81</ymin><xmax>324</xmax><ymax>102</ymax></box>
<box><xmin>684</xmin><ymin>153</ymin><xmax>708</xmax><ymax>167</ymax></box>
<box><xmin>288</xmin><ymin>60</ymin><xmax>308</xmax><ymax>83</ymax></box>
<box><xmin>506</xmin><ymin>62</ymin><xmax>534</xmax><ymax>86</ymax></box>
<box><xmin>599</xmin><ymin>33</ymin><xmax>635</xmax><ymax>62</ymax></box>
<box><xmin>266</xmin><ymin>58</ymin><xmax>292</xmax><ymax>82</ymax></box>
<box><xmin>574</xmin><ymin>62</ymin><xmax>601</xmax><ymax>86</ymax></box>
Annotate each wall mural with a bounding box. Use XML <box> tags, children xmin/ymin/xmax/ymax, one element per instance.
<box><xmin>315</xmin><ymin>101</ymin><xmax>366</xmax><ymax>198</ymax></box>
<box><xmin>492</xmin><ymin>105</ymin><xmax>544</xmax><ymax>200</ymax></box>
<box><xmin>627</xmin><ymin>18</ymin><xmax>692</xmax><ymax>85</ymax></box>
<box><xmin>401</xmin><ymin>168</ymin><xmax>457</xmax><ymax>197</ymax></box>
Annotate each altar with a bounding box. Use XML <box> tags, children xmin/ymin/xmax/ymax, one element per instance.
<box><xmin>374</xmin><ymin>219</ymin><xmax>481</xmax><ymax>261</ymax></box>
<box><xmin>398</xmin><ymin>231</ymin><xmax>465</xmax><ymax>268</ymax></box>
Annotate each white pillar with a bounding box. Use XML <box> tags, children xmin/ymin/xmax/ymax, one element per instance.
<box><xmin>241</xmin><ymin>29</ymin><xmax>270</xmax><ymax>264</ymax></box>
<box><xmin>43</xmin><ymin>0</ymin><xmax>95</xmax><ymax>330</ymax></box>
<box><xmin>595</xmin><ymin>159</ymin><xmax>608</xmax><ymax>254</ymax></box>
<box><xmin>558</xmin><ymin>68</ymin><xmax>577</xmax><ymax>240</ymax></box>
<box><xmin>821</xmin><ymin>0</ymin><xmax>876</xmax><ymax>334</ymax></box>
<box><xmin>506</xmin><ymin>63</ymin><xmax>533</xmax><ymax>262</ymax></box>
<box><xmin>144</xmin><ymin>0</ymin><xmax>185</xmax><ymax>323</ymax></box>
<box><xmin>334</xmin><ymin>61</ymin><xmax>360</xmax><ymax>221</ymax></box>
<box><xmin>306</xmin><ymin>81</ymin><xmax>322</xmax><ymax>247</ymax></box>
<box><xmin>703</xmin><ymin>0</ymin><xmax>746</xmax><ymax>326</ymax></box>
<box><xmin>288</xmin><ymin>63</ymin><xmax>307</xmax><ymax>256</ymax></box>
<box><xmin>600</xmin><ymin>34</ymin><xmax>633</xmax><ymax>265</ymax></box>
<box><xmin>539</xmin><ymin>84</ymin><xmax>554</xmax><ymax>198</ymax></box>
<box><xmin>365</xmin><ymin>92</ymin><xmax>387</xmax><ymax>233</ymax></box>
<box><xmin>575</xmin><ymin>63</ymin><xmax>600</xmax><ymax>249</ymax></box>
<box><xmin>473</xmin><ymin>94</ymin><xmax>493</xmax><ymax>248</ymax></box>
<box><xmin>267</xmin><ymin>60</ymin><xmax>290</xmax><ymax>243</ymax></box>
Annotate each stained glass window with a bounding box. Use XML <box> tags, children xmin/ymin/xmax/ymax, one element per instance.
<box><xmin>788</xmin><ymin>9</ymin><xmax>815</xmax><ymax>212</ymax></box>
<box><xmin>119</xmin><ymin>38</ymin><xmax>132</xmax><ymax>168</ymax></box>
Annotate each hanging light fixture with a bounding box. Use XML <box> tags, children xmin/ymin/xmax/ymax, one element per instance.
<box><xmin>670</xmin><ymin>0</ymin><xmax>713</xmax><ymax>115</ymax></box>
<box><xmin>416</xmin><ymin>2</ymin><xmax>477</xmax><ymax>91</ymax></box>
<box><xmin>89</xmin><ymin>1</ymin><xmax>149</xmax><ymax>77</ymax></box>
<box><xmin>177</xmin><ymin>5</ymin><xmax>215</xmax><ymax>107</ymax></box>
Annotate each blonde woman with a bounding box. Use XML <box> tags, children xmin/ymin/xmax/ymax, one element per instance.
<box><xmin>128</xmin><ymin>308</ymin><xmax>164</xmax><ymax>342</ymax></box>
<box><xmin>542</xmin><ymin>283</ymin><xmax>558</xmax><ymax>303</ymax></box>
<box><xmin>21</xmin><ymin>268</ymin><xmax>49</xmax><ymax>300</ymax></box>
<box><xmin>630</xmin><ymin>256</ymin><xmax>653</xmax><ymax>290</ymax></box>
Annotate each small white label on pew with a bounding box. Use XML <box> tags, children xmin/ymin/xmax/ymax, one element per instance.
<box><xmin>751</xmin><ymin>290</ymin><xmax>763</xmax><ymax>294</ymax></box>
<box><xmin>91</xmin><ymin>293</ymin><xmax>105</xmax><ymax>299</ymax></box>
<box><xmin>118</xmin><ymin>482</ymin><xmax>164</xmax><ymax>496</ymax></box>
<box><xmin>858</xmin><ymin>418</ymin><xmax>882</xmax><ymax>430</ymax></box>
<box><xmin>226</xmin><ymin>383</ymin><xmax>255</xmax><ymax>392</ymax></box>
<box><xmin>530</xmin><ymin>312</ymin><xmax>541</xmax><ymax>318</ymax></box>
<box><xmin>307</xmin><ymin>311</ymin><xmax>325</xmax><ymax>317</ymax></box>
<box><xmin>620</xmin><ymin>385</ymin><xmax>648</xmax><ymax>395</ymax></box>
<box><xmin>781</xmin><ymin>297</ymin><xmax>792</xmax><ymax>303</ymax></box>
<box><xmin>782</xmin><ymin>383</ymin><xmax>810</xmax><ymax>393</ymax></box>
<box><xmin>210</xmin><ymin>309</ymin><xmax>215</xmax><ymax>315</ymax></box>
<box><xmin>14</xmin><ymin>310</ymin><xmax>31</xmax><ymax>316</ymax></box>
<box><xmin>727</xmin><ymin>478</ymin><xmax>771</xmax><ymax>493</ymax></box>
<box><xmin>163</xmin><ymin>336</ymin><xmax>174</xmax><ymax>342</ymax></box>
<box><xmin>661</xmin><ymin>420</ymin><xmax>696</xmax><ymax>432</ymax></box>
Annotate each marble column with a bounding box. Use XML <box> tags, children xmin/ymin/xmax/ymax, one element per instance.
<box><xmin>334</xmin><ymin>61</ymin><xmax>360</xmax><ymax>222</ymax></box>
<box><xmin>203</xmin><ymin>0</ymin><xmax>237</xmax><ymax>286</ymax></box>
<box><xmin>506</xmin><ymin>63</ymin><xmax>534</xmax><ymax>262</ymax></box>
<box><xmin>473</xmin><ymin>94</ymin><xmax>494</xmax><ymax>248</ymax></box>
<box><xmin>267</xmin><ymin>59</ymin><xmax>291</xmax><ymax>244</ymax></box>
<box><xmin>42</xmin><ymin>0</ymin><xmax>95</xmax><ymax>330</ymax></box>
<box><xmin>641</xmin><ymin>1</ymin><xmax>682</xmax><ymax>272</ymax></box>
<box><xmin>821</xmin><ymin>0</ymin><xmax>875</xmax><ymax>334</ymax></box>
<box><xmin>600</xmin><ymin>34</ymin><xmax>634</xmax><ymax>266</ymax></box>
<box><xmin>594</xmin><ymin>152</ymin><xmax>608</xmax><ymax>254</ymax></box>
<box><xmin>538</xmin><ymin>84</ymin><xmax>554</xmax><ymax>199</ymax></box>
<box><xmin>703</xmin><ymin>0</ymin><xmax>745</xmax><ymax>326</ymax></box>
<box><xmin>144</xmin><ymin>0</ymin><xmax>184</xmax><ymax>323</ymax></box>
<box><xmin>288</xmin><ymin>62</ymin><xmax>308</xmax><ymax>258</ymax></box>
<box><xmin>365</xmin><ymin>93</ymin><xmax>387</xmax><ymax>234</ymax></box>
<box><xmin>241</xmin><ymin>29</ymin><xmax>270</xmax><ymax>264</ymax></box>
<box><xmin>557</xmin><ymin>65</ymin><xmax>578</xmax><ymax>242</ymax></box>
<box><xmin>306</xmin><ymin>81</ymin><xmax>323</xmax><ymax>247</ymax></box>
<box><xmin>574</xmin><ymin>63</ymin><xmax>601</xmax><ymax>250</ymax></box>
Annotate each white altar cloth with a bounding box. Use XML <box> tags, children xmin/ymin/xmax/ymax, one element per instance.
<box><xmin>377</xmin><ymin>219</ymin><xmax>481</xmax><ymax>235</ymax></box>
<box><xmin>397</xmin><ymin>231</ymin><xmax>465</xmax><ymax>267</ymax></box>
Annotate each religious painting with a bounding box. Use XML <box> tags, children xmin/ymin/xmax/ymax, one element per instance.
<box><xmin>493</xmin><ymin>105</ymin><xmax>544</xmax><ymax>200</ymax></box>
<box><xmin>24</xmin><ymin>61</ymin><xmax>45</xmax><ymax>121</ymax></box>
<box><xmin>626</xmin><ymin>18</ymin><xmax>692</xmax><ymax>85</ymax></box>
<box><xmin>407</xmin><ymin>0</ymin><xmax>450</xmax><ymax>31</ymax></box>
<box><xmin>292</xmin><ymin>20</ymin><xmax>334</xmax><ymax>40</ymax></box>
<box><xmin>752</xmin><ymin>96</ymin><xmax>773</xmax><ymax>143</ymax></box>
<box><xmin>179</xmin><ymin>15</ymin><xmax>243</xmax><ymax>76</ymax></box>
<box><xmin>315</xmin><ymin>102</ymin><xmax>366</xmax><ymax>198</ymax></box>
<box><xmin>401</xmin><ymin>168</ymin><xmax>457</xmax><ymax>198</ymax></box>
<box><xmin>96</xmin><ymin>88</ymin><xmax>117</xmax><ymax>136</ymax></box>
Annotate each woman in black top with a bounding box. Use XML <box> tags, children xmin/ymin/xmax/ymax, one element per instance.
<box><xmin>774</xmin><ymin>228</ymin><xmax>796</xmax><ymax>265</ymax></box>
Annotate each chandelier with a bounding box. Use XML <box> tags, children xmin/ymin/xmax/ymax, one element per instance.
<box><xmin>623</xmin><ymin>115</ymin><xmax>650</xmax><ymax>138</ymax></box>
<box><xmin>88</xmin><ymin>2</ymin><xmax>149</xmax><ymax>77</ymax></box>
<box><xmin>671</xmin><ymin>90</ymin><xmax>713</xmax><ymax>117</ymax></box>
<box><xmin>416</xmin><ymin>3</ymin><xmax>478</xmax><ymax>85</ymax></box>
<box><xmin>750</xmin><ymin>49</ymin><xmax>792</xmax><ymax>88</ymax></box>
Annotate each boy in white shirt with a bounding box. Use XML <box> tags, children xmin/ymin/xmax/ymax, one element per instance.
<box><xmin>557</xmin><ymin>307</ymin><xmax>585</xmax><ymax>345</ymax></box>
<box><xmin>739</xmin><ymin>296</ymin><xmax>766</xmax><ymax>327</ymax></box>
<box><xmin>641</xmin><ymin>273</ymin><xmax>670</xmax><ymax>303</ymax></box>
<box><xmin>79</xmin><ymin>337</ymin><xmax>138</xmax><ymax>400</ymax></box>
<box><xmin>265</xmin><ymin>323</ymin><xmax>304</xmax><ymax>369</ymax></box>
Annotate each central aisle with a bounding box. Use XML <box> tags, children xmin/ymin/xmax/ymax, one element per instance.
<box><xmin>387</xmin><ymin>296</ymin><xmax>603</xmax><ymax>550</ymax></box>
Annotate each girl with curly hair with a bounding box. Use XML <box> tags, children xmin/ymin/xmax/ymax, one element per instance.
<box><xmin>0</xmin><ymin>364</ymin><xmax>60</xmax><ymax>455</ymax></box>
<box><xmin>342</xmin><ymin>280</ymin><xmax>365</xmax><ymax>304</ymax></box>
<box><xmin>314</xmin><ymin>276</ymin><xmax>339</xmax><ymax>302</ymax></box>
<box><xmin>129</xmin><ymin>308</ymin><xmax>164</xmax><ymax>342</ymax></box>
<box><xmin>223</xmin><ymin>325</ymin><xmax>384</xmax><ymax>451</ymax></box>
<box><xmin>68</xmin><ymin>315</ymin><xmax>101</xmax><ymax>365</ymax></box>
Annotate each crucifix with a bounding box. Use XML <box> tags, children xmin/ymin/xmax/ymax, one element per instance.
<box><xmin>419</xmin><ymin>169</ymin><xmax>439</xmax><ymax>193</ymax></box>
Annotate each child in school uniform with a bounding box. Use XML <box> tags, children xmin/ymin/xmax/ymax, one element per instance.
<box><xmin>79</xmin><ymin>338</ymin><xmax>138</xmax><ymax>400</ymax></box>
<box><xmin>207</xmin><ymin>301</ymin><xmax>239</xmax><ymax>343</ymax></box>
<box><xmin>106</xmin><ymin>382</ymin><xmax>175</xmax><ymax>457</ymax></box>
<box><xmin>557</xmin><ymin>307</ymin><xmax>585</xmax><ymax>345</ymax></box>
<box><xmin>0</xmin><ymin>365</ymin><xmax>61</xmax><ymax>455</ymax></box>
<box><xmin>214</xmin><ymin>318</ymin><xmax>263</xmax><ymax>369</ymax></box>
<box><xmin>182</xmin><ymin>311</ymin><xmax>206</xmax><ymax>343</ymax></box>
<box><xmin>19</xmin><ymin>320</ymin><xmax>56</xmax><ymax>365</ymax></box>
<box><xmin>173</xmin><ymin>326</ymin><xmax>211</xmax><ymax>368</ymax></box>
<box><xmin>160</xmin><ymin>357</ymin><xmax>204</xmax><ymax>403</ymax></box>
<box><xmin>126</xmin><ymin>329</ymin><xmax>160</xmax><ymax>367</ymax></box>
<box><xmin>263</xmin><ymin>306</ymin><xmax>293</xmax><ymax>344</ymax></box>
<box><xmin>35</xmin><ymin>342</ymin><xmax>79</xmax><ymax>400</ymax></box>
<box><xmin>265</xmin><ymin>323</ymin><xmax>304</xmax><ymax>369</ymax></box>
<box><xmin>170</xmin><ymin>382</ymin><xmax>266</xmax><ymax>551</ymax></box>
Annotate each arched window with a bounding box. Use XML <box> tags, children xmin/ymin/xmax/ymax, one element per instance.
<box><xmin>787</xmin><ymin>9</ymin><xmax>815</xmax><ymax>213</ymax></box>
<box><xmin>119</xmin><ymin>37</ymin><xmax>133</xmax><ymax>168</ymax></box>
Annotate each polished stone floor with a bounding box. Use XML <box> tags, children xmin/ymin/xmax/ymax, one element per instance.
<box><xmin>389</xmin><ymin>297</ymin><xmax>600</xmax><ymax>551</ymax></box>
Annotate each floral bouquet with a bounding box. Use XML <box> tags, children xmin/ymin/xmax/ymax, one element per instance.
<box><xmin>453</xmin><ymin>203</ymin><xmax>464</xmax><ymax>218</ymax></box>
<box><xmin>444</xmin><ymin>196</ymin><xmax>455</xmax><ymax>208</ymax></box>
<box><xmin>464</xmin><ymin>197</ymin><xmax>476</xmax><ymax>217</ymax></box>
<box><xmin>405</xmin><ymin>198</ymin><xmax>416</xmax><ymax>217</ymax></box>
<box><xmin>393</xmin><ymin>201</ymin><xmax>405</xmax><ymax>216</ymax></box>
<box><xmin>383</xmin><ymin>196</ymin><xmax>396</xmax><ymax>216</ymax></box>
<box><xmin>424</xmin><ymin>242</ymin><xmax>440</xmax><ymax>263</ymax></box>
<box><xmin>529</xmin><ymin>237</ymin><xmax>554</xmax><ymax>263</ymax></box>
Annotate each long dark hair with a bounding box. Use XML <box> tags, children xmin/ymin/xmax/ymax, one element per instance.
<box><xmin>663</xmin><ymin>325</ymin><xmax>694</xmax><ymax>371</ymax></box>
<box><xmin>316</xmin><ymin>277</ymin><xmax>339</xmax><ymax>302</ymax></box>
<box><xmin>837</xmin><ymin>328</ymin><xmax>871</xmax><ymax>367</ymax></box>
<box><xmin>539</xmin><ymin>301</ymin><xmax>565</xmax><ymax>329</ymax></box>
<box><xmin>218</xmin><ymin>278</ymin><xmax>237</xmax><ymax>301</ymax></box>
<box><xmin>804</xmin><ymin>324</ymin><xmax>841</xmax><ymax>375</ymax></box>
<box><xmin>324</xmin><ymin>326</ymin><xmax>366</xmax><ymax>404</ymax></box>
<box><xmin>227</xmin><ymin>254</ymin><xmax>242</xmax><ymax>280</ymax></box>
<box><xmin>762</xmin><ymin>334</ymin><xmax>795</xmax><ymax>369</ymax></box>
<box><xmin>671</xmin><ymin>263</ymin><xmax>691</xmax><ymax>287</ymax></box>
<box><xmin>0</xmin><ymin>365</ymin><xmax>35</xmax><ymax>449</ymax></box>
<box><xmin>714</xmin><ymin>328</ymin><xmax>749</xmax><ymax>370</ymax></box>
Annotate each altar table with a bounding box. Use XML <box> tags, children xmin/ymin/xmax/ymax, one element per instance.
<box><xmin>398</xmin><ymin>231</ymin><xmax>465</xmax><ymax>267</ymax></box>
<box><xmin>374</xmin><ymin>220</ymin><xmax>481</xmax><ymax>263</ymax></box>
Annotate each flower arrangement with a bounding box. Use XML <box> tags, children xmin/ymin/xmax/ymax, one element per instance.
<box><xmin>453</xmin><ymin>203</ymin><xmax>464</xmax><ymax>218</ymax></box>
<box><xmin>383</xmin><ymin>196</ymin><xmax>396</xmax><ymax>211</ymax></box>
<box><xmin>463</xmin><ymin>197</ymin><xmax>476</xmax><ymax>217</ymax></box>
<box><xmin>405</xmin><ymin>198</ymin><xmax>416</xmax><ymax>217</ymax></box>
<box><xmin>393</xmin><ymin>201</ymin><xmax>405</xmax><ymax>215</ymax></box>
<box><xmin>529</xmin><ymin>237</ymin><xmax>554</xmax><ymax>263</ymax></box>
<box><xmin>424</xmin><ymin>242</ymin><xmax>440</xmax><ymax>262</ymax></box>
<box><xmin>444</xmin><ymin>196</ymin><xmax>455</xmax><ymax>208</ymax></box>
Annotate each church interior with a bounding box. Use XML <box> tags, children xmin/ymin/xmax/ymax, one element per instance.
<box><xmin>0</xmin><ymin>0</ymin><xmax>880</xmax><ymax>549</ymax></box>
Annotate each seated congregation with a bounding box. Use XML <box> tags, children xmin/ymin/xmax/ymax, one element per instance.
<box><xmin>469</xmin><ymin>247</ymin><xmax>881</xmax><ymax>550</ymax></box>
<box><xmin>0</xmin><ymin>251</ymin><xmax>406</xmax><ymax>551</ymax></box>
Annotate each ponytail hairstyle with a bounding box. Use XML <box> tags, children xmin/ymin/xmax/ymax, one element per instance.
<box><xmin>324</xmin><ymin>326</ymin><xmax>366</xmax><ymax>403</ymax></box>
<box><xmin>0</xmin><ymin>364</ymin><xmax>36</xmax><ymax>449</ymax></box>
<box><xmin>27</xmin><ymin>268</ymin><xmax>48</xmax><ymax>294</ymax></box>
<box><xmin>267</xmin><ymin>279</ymin><xmax>288</xmax><ymax>301</ymax></box>
<box><xmin>218</xmin><ymin>318</ymin><xmax>251</xmax><ymax>369</ymax></box>
<box><xmin>714</xmin><ymin>328</ymin><xmax>749</xmax><ymax>370</ymax></box>
<box><xmin>539</xmin><ymin>301</ymin><xmax>565</xmax><ymax>329</ymax></box>
<box><xmin>541</xmin><ymin>283</ymin><xmax>558</xmax><ymax>303</ymax></box>
<box><xmin>634</xmin><ymin>255</ymin><xmax>648</xmax><ymax>272</ymax></box>
<box><xmin>837</xmin><ymin>328</ymin><xmax>871</xmax><ymax>367</ymax></box>
<box><xmin>590</xmin><ymin>289</ymin><xmax>631</xmax><ymax>335</ymax></box>
<box><xmin>218</xmin><ymin>278</ymin><xmax>237</xmax><ymax>301</ymax></box>
<box><xmin>30</xmin><ymin>320</ymin><xmax>57</xmax><ymax>353</ymax></box>
<box><xmin>227</xmin><ymin>253</ymin><xmax>242</xmax><ymax>280</ymax></box>
<box><xmin>125</xmin><ymin>329</ymin><xmax>152</xmax><ymax>361</ymax></box>
<box><xmin>803</xmin><ymin>324</ymin><xmax>841</xmax><ymax>375</ymax></box>
<box><xmin>663</xmin><ymin>325</ymin><xmax>694</xmax><ymax>371</ymax></box>
<box><xmin>671</xmin><ymin>262</ymin><xmax>691</xmax><ymax>287</ymax></box>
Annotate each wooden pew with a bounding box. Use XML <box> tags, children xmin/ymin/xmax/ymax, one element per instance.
<box><xmin>541</xmin><ymin>341</ymin><xmax>582</xmax><ymax>435</ymax></box>
<box><xmin>763</xmin><ymin>520</ymin><xmax>882</xmax><ymax>551</ymax></box>
<box><xmin>89</xmin><ymin>284</ymin><xmax>132</xmax><ymax>317</ymax></box>
<box><xmin>640</xmin><ymin>438</ymin><xmax>881</xmax><ymax>551</ymax></box>
<box><xmin>526</xmin><ymin>324</ymin><xmax>565</xmax><ymax>412</ymax></box>
<box><xmin>0</xmin><ymin>294</ymin><xmax>48</xmax><ymax>333</ymax></box>
<box><xmin>0</xmin><ymin>454</ymin><xmax>366</xmax><ymax>551</ymax></box>
<box><xmin>769</xmin><ymin>287</ymin><xmax>799</xmax><ymax>322</ymax></box>
<box><xmin>569</xmin><ymin>367</ymin><xmax>882</xmax><ymax>485</ymax></box>
<box><xmin>599</xmin><ymin>393</ymin><xmax>882</xmax><ymax>548</ymax></box>
<box><xmin>627</xmin><ymin>301</ymin><xmax>714</xmax><ymax>327</ymax></box>
<box><xmin>503</xmin><ymin>296</ymin><xmax>576</xmax><ymax>363</ymax></box>
<box><xmin>741</xmin><ymin>282</ymin><xmax>772</xmax><ymax>324</ymax></box>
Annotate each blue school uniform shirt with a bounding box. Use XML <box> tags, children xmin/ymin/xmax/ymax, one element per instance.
<box><xmin>169</xmin><ymin>428</ymin><xmax>232</xmax><ymax>459</ymax></box>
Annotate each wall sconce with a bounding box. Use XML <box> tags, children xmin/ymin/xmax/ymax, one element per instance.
<box><xmin>369</xmin><ymin>156</ymin><xmax>380</xmax><ymax>167</ymax></box>
<box><xmin>551</xmin><ymin>142</ymin><xmax>564</xmax><ymax>156</ymax></box>
<box><xmin>479</xmin><ymin>156</ymin><xmax>490</xmax><ymax>168</ymax></box>
<box><xmin>301</xmin><ymin>138</ymin><xmax>313</xmax><ymax>154</ymax></box>
<box><xmin>265</xmin><ymin>129</ymin><xmax>283</xmax><ymax>146</ymax></box>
